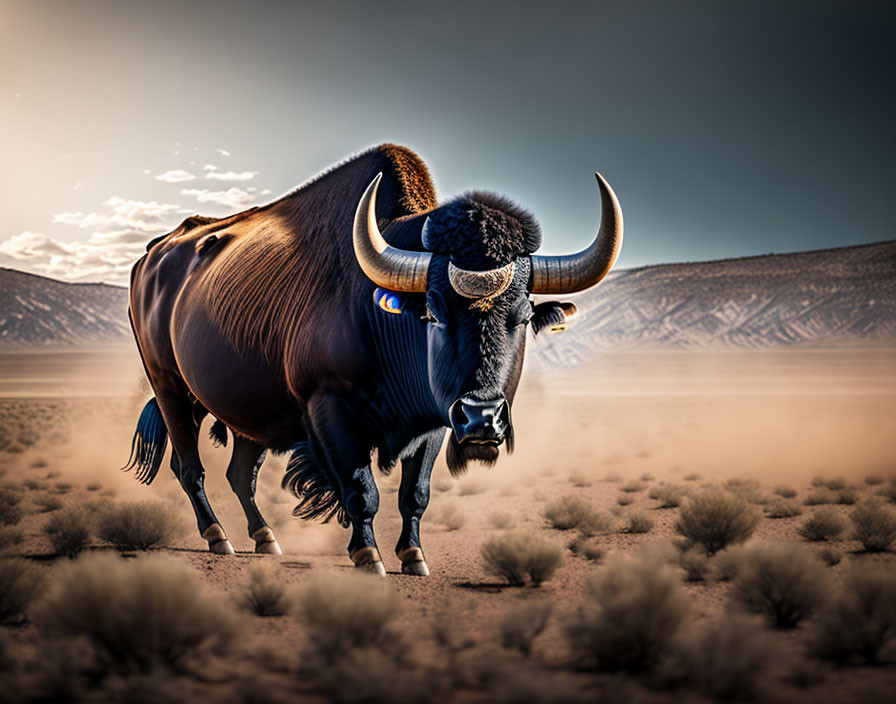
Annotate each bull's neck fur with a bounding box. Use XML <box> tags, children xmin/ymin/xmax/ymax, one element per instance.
<box><xmin>360</xmin><ymin>294</ymin><xmax>443</xmax><ymax>469</ymax></box>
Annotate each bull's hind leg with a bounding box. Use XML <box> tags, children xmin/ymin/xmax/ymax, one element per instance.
<box><xmin>154</xmin><ymin>382</ymin><xmax>234</xmax><ymax>554</ymax></box>
<box><xmin>395</xmin><ymin>429</ymin><xmax>444</xmax><ymax>576</ymax></box>
<box><xmin>226</xmin><ymin>436</ymin><xmax>281</xmax><ymax>554</ymax></box>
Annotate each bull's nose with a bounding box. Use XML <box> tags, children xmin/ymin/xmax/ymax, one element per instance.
<box><xmin>449</xmin><ymin>395</ymin><xmax>509</xmax><ymax>444</ymax></box>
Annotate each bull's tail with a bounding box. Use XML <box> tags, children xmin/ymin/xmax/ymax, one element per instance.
<box><xmin>122</xmin><ymin>397</ymin><xmax>169</xmax><ymax>485</ymax></box>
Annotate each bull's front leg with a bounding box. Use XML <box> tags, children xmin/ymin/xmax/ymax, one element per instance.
<box><xmin>305</xmin><ymin>388</ymin><xmax>385</xmax><ymax>576</ymax></box>
<box><xmin>396</xmin><ymin>429</ymin><xmax>445</xmax><ymax>576</ymax></box>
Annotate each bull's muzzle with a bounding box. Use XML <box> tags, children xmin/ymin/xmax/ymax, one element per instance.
<box><xmin>449</xmin><ymin>395</ymin><xmax>509</xmax><ymax>445</ymax></box>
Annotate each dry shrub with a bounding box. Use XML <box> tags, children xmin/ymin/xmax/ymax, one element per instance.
<box><xmin>311</xmin><ymin>645</ymin><xmax>431</xmax><ymax>704</ymax></box>
<box><xmin>0</xmin><ymin>486</ymin><xmax>24</xmax><ymax>526</ymax></box>
<box><xmin>640</xmin><ymin>472</ymin><xmax>655</xmax><ymax>482</ymax></box>
<box><xmin>683</xmin><ymin>472</ymin><xmax>701</xmax><ymax>482</ymax></box>
<box><xmin>712</xmin><ymin>544</ymin><xmax>749</xmax><ymax>581</ymax></box>
<box><xmin>731</xmin><ymin>543</ymin><xmax>829</xmax><ymax>628</ymax></box>
<box><xmin>568</xmin><ymin>471</ymin><xmax>592</xmax><ymax>488</ymax></box>
<box><xmin>569</xmin><ymin>535</ymin><xmax>605</xmax><ymax>563</ymax></box>
<box><xmin>623</xmin><ymin>512</ymin><xmax>654</xmax><ymax>534</ymax></box>
<box><xmin>485</xmin><ymin>668</ymin><xmax>580</xmax><ymax>704</ymax></box>
<box><xmin>45</xmin><ymin>505</ymin><xmax>92</xmax><ymax>557</ymax></box>
<box><xmin>878</xmin><ymin>481</ymin><xmax>896</xmax><ymax>503</ymax></box>
<box><xmin>498</xmin><ymin>601</ymin><xmax>552</xmax><ymax>657</ymax></box>
<box><xmin>850</xmin><ymin>498</ymin><xmax>896</xmax><ymax>552</ymax></box>
<box><xmin>669</xmin><ymin>613</ymin><xmax>772</xmax><ymax>700</ymax></box>
<box><xmin>617</xmin><ymin>494</ymin><xmax>634</xmax><ymax>506</ymax></box>
<box><xmin>722</xmin><ymin>478</ymin><xmax>766</xmax><ymax>504</ymax></box>
<box><xmin>804</xmin><ymin>487</ymin><xmax>838</xmax><ymax>505</ymax></box>
<box><xmin>33</xmin><ymin>552</ymin><xmax>239</xmax><ymax>673</ymax></box>
<box><xmin>0</xmin><ymin>526</ymin><xmax>23</xmax><ymax>553</ymax></box>
<box><xmin>34</xmin><ymin>494</ymin><xmax>62</xmax><ymax>513</ymax></box>
<box><xmin>481</xmin><ymin>531</ymin><xmax>564</xmax><ymax>587</ymax></box>
<box><xmin>0</xmin><ymin>557</ymin><xmax>43</xmax><ymax>624</ymax></box>
<box><xmin>567</xmin><ymin>553</ymin><xmax>688</xmax><ymax>672</ymax></box>
<box><xmin>488</xmin><ymin>510</ymin><xmax>516</xmax><ymax>530</ymax></box>
<box><xmin>678</xmin><ymin>546</ymin><xmax>711</xmax><ymax>582</ymax></box>
<box><xmin>649</xmin><ymin>483</ymin><xmax>688</xmax><ymax>508</ymax></box>
<box><xmin>458</xmin><ymin>477</ymin><xmax>488</xmax><ymax>496</ymax></box>
<box><xmin>620</xmin><ymin>481</ymin><xmax>645</xmax><ymax>493</ymax></box>
<box><xmin>818</xmin><ymin>547</ymin><xmax>842</xmax><ymax>566</ymax></box>
<box><xmin>798</xmin><ymin>507</ymin><xmax>847</xmax><ymax>541</ymax></box>
<box><xmin>813</xmin><ymin>565</ymin><xmax>896</xmax><ymax>664</ymax></box>
<box><xmin>98</xmin><ymin>500</ymin><xmax>186</xmax><ymax>550</ymax></box>
<box><xmin>813</xmin><ymin>476</ymin><xmax>847</xmax><ymax>491</ymax></box>
<box><xmin>774</xmin><ymin>485</ymin><xmax>798</xmax><ymax>499</ymax></box>
<box><xmin>602</xmin><ymin>471</ymin><xmax>622</xmax><ymax>482</ymax></box>
<box><xmin>836</xmin><ymin>488</ymin><xmax>858</xmax><ymax>505</ymax></box>
<box><xmin>543</xmin><ymin>495</ymin><xmax>595</xmax><ymax>531</ymax></box>
<box><xmin>237</xmin><ymin>562</ymin><xmax>291</xmax><ymax>617</ymax></box>
<box><xmin>86</xmin><ymin>483</ymin><xmax>102</xmax><ymax>492</ymax></box>
<box><xmin>765</xmin><ymin>498</ymin><xmax>802</xmax><ymax>519</ymax></box>
<box><xmin>675</xmin><ymin>488</ymin><xmax>760</xmax><ymax>554</ymax></box>
<box><xmin>292</xmin><ymin>571</ymin><xmax>401</xmax><ymax>665</ymax></box>
<box><xmin>864</xmin><ymin>475</ymin><xmax>884</xmax><ymax>486</ymax></box>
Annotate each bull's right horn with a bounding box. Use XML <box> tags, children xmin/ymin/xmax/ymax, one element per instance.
<box><xmin>353</xmin><ymin>173</ymin><xmax>431</xmax><ymax>292</ymax></box>
<box><xmin>529</xmin><ymin>172</ymin><xmax>623</xmax><ymax>294</ymax></box>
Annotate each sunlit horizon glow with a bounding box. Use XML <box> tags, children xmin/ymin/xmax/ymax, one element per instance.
<box><xmin>1</xmin><ymin>1</ymin><xmax>893</xmax><ymax>285</ymax></box>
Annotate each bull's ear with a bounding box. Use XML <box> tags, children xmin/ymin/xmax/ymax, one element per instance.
<box><xmin>531</xmin><ymin>301</ymin><xmax>577</xmax><ymax>335</ymax></box>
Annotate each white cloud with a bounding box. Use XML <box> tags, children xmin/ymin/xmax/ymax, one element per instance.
<box><xmin>0</xmin><ymin>230</ymin><xmax>145</xmax><ymax>285</ymax></box>
<box><xmin>53</xmin><ymin>197</ymin><xmax>180</xmax><ymax>233</ymax></box>
<box><xmin>155</xmin><ymin>169</ymin><xmax>196</xmax><ymax>183</ymax></box>
<box><xmin>216</xmin><ymin>148</ymin><xmax>231</xmax><ymax>157</ymax></box>
<box><xmin>0</xmin><ymin>232</ymin><xmax>72</xmax><ymax>260</ymax></box>
<box><xmin>203</xmin><ymin>164</ymin><xmax>217</xmax><ymax>171</ymax></box>
<box><xmin>181</xmin><ymin>187</ymin><xmax>255</xmax><ymax>209</ymax></box>
<box><xmin>205</xmin><ymin>170</ymin><xmax>258</xmax><ymax>182</ymax></box>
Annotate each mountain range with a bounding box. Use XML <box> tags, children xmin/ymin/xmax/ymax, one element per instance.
<box><xmin>2</xmin><ymin>240</ymin><xmax>894</xmax><ymax>367</ymax></box>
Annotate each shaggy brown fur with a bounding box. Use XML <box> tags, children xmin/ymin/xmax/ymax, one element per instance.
<box><xmin>193</xmin><ymin>144</ymin><xmax>437</xmax><ymax>366</ymax></box>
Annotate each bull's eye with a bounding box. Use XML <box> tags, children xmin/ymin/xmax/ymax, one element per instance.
<box><xmin>373</xmin><ymin>287</ymin><xmax>402</xmax><ymax>315</ymax></box>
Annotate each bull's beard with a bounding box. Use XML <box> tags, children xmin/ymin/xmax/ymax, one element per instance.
<box><xmin>445</xmin><ymin>427</ymin><xmax>514</xmax><ymax>477</ymax></box>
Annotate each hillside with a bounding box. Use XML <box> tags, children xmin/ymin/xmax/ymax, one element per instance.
<box><xmin>528</xmin><ymin>240</ymin><xmax>896</xmax><ymax>370</ymax></box>
<box><xmin>0</xmin><ymin>268</ymin><xmax>129</xmax><ymax>348</ymax></box>
<box><xmin>2</xmin><ymin>241</ymin><xmax>894</xmax><ymax>362</ymax></box>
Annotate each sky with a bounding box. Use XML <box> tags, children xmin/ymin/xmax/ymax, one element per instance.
<box><xmin>1</xmin><ymin>0</ymin><xmax>893</xmax><ymax>285</ymax></box>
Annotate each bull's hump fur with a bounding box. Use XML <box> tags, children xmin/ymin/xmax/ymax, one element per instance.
<box><xmin>192</xmin><ymin>144</ymin><xmax>438</xmax><ymax>363</ymax></box>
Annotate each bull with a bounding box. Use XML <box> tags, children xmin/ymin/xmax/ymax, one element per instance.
<box><xmin>125</xmin><ymin>144</ymin><xmax>622</xmax><ymax>575</ymax></box>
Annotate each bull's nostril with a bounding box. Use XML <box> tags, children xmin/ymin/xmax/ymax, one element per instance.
<box><xmin>450</xmin><ymin>395</ymin><xmax>508</xmax><ymax>444</ymax></box>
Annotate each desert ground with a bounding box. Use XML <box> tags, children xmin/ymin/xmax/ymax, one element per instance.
<box><xmin>1</xmin><ymin>347</ymin><xmax>896</xmax><ymax>703</ymax></box>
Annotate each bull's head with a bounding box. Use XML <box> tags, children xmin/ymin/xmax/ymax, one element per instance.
<box><xmin>353</xmin><ymin>172</ymin><xmax>622</xmax><ymax>473</ymax></box>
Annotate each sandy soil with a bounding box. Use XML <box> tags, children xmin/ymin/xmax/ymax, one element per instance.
<box><xmin>1</xmin><ymin>347</ymin><xmax>895</xmax><ymax>702</ymax></box>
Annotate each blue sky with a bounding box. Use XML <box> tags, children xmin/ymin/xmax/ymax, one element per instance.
<box><xmin>1</xmin><ymin>0</ymin><xmax>893</xmax><ymax>284</ymax></box>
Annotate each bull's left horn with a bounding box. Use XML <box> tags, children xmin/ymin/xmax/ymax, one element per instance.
<box><xmin>529</xmin><ymin>172</ymin><xmax>623</xmax><ymax>294</ymax></box>
<box><xmin>353</xmin><ymin>173</ymin><xmax>431</xmax><ymax>292</ymax></box>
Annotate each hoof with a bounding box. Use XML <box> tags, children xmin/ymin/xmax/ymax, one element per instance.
<box><xmin>401</xmin><ymin>560</ymin><xmax>430</xmax><ymax>576</ymax></box>
<box><xmin>252</xmin><ymin>527</ymin><xmax>282</xmax><ymax>555</ymax></box>
<box><xmin>255</xmin><ymin>540</ymin><xmax>282</xmax><ymax>555</ymax></box>
<box><xmin>210</xmin><ymin>539</ymin><xmax>235</xmax><ymax>555</ymax></box>
<box><xmin>398</xmin><ymin>547</ymin><xmax>429</xmax><ymax>577</ymax></box>
<box><xmin>358</xmin><ymin>560</ymin><xmax>387</xmax><ymax>577</ymax></box>
<box><xmin>202</xmin><ymin>523</ymin><xmax>235</xmax><ymax>555</ymax></box>
<box><xmin>350</xmin><ymin>546</ymin><xmax>386</xmax><ymax>578</ymax></box>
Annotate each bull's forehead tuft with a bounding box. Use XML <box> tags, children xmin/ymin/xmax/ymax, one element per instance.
<box><xmin>425</xmin><ymin>192</ymin><xmax>542</xmax><ymax>270</ymax></box>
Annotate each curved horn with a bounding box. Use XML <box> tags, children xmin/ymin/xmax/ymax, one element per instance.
<box><xmin>530</xmin><ymin>172</ymin><xmax>623</xmax><ymax>294</ymax></box>
<box><xmin>353</xmin><ymin>173</ymin><xmax>431</xmax><ymax>292</ymax></box>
